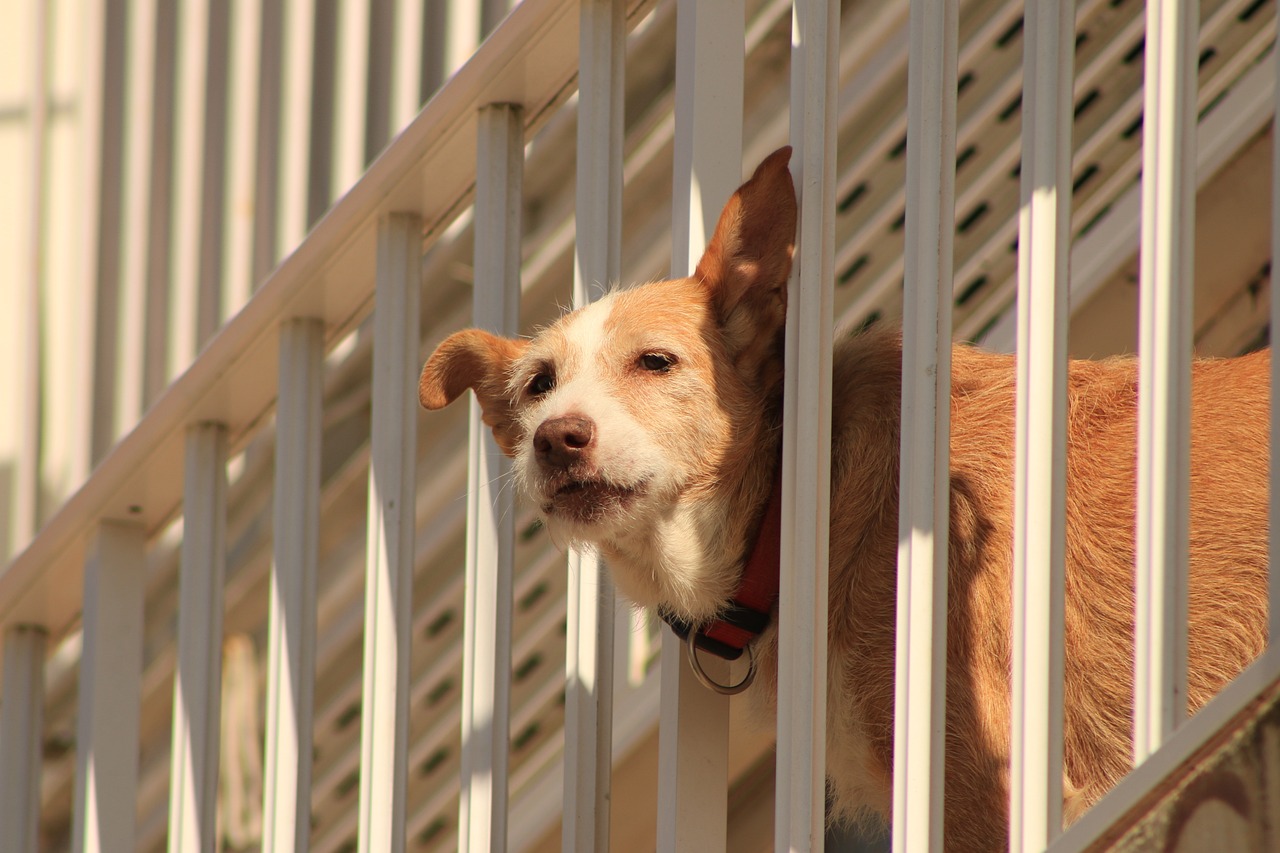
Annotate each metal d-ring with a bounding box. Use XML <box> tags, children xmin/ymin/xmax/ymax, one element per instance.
<box><xmin>685</xmin><ymin>631</ymin><xmax>756</xmax><ymax>696</ymax></box>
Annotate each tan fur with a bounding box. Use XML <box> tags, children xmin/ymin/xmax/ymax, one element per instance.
<box><xmin>419</xmin><ymin>148</ymin><xmax>1270</xmax><ymax>851</ymax></box>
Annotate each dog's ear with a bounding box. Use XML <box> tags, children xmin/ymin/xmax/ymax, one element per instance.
<box><xmin>419</xmin><ymin>329</ymin><xmax>529</xmax><ymax>456</ymax></box>
<box><xmin>694</xmin><ymin>146</ymin><xmax>796</xmax><ymax>352</ymax></box>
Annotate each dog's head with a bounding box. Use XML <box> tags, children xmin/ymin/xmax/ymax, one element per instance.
<box><xmin>419</xmin><ymin>148</ymin><xmax>795</xmax><ymax>607</ymax></box>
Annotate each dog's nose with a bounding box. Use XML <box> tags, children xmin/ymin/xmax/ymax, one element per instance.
<box><xmin>533</xmin><ymin>415</ymin><xmax>595</xmax><ymax>469</ymax></box>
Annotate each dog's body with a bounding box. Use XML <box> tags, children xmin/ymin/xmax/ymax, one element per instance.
<box><xmin>420</xmin><ymin>148</ymin><xmax>1270</xmax><ymax>850</ymax></box>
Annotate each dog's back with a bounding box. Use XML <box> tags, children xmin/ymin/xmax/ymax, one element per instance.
<box><xmin>821</xmin><ymin>328</ymin><xmax>1269</xmax><ymax>848</ymax></box>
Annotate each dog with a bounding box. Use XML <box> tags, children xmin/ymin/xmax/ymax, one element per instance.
<box><xmin>418</xmin><ymin>147</ymin><xmax>1270</xmax><ymax>850</ymax></box>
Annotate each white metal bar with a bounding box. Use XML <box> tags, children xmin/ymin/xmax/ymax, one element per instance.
<box><xmin>88</xmin><ymin>0</ymin><xmax>128</xmax><ymax>466</ymax></box>
<box><xmin>775</xmin><ymin>1</ymin><xmax>838</xmax><ymax>851</ymax></box>
<box><xmin>1010</xmin><ymin>0</ymin><xmax>1073</xmax><ymax>847</ymax></box>
<box><xmin>201</xmin><ymin>4</ymin><xmax>233</xmax><ymax>348</ymax></box>
<box><xmin>71</xmin><ymin>522</ymin><xmax>145</xmax><ymax>853</ymax></box>
<box><xmin>393</xmin><ymin>0</ymin><xmax>427</xmax><ymax>130</ymax></box>
<box><xmin>143</xmin><ymin>2</ymin><xmax>178</xmax><ymax>410</ymax></box>
<box><xmin>1134</xmin><ymin>0</ymin><xmax>1197</xmax><ymax>763</ymax></box>
<box><xmin>222</xmin><ymin>0</ymin><xmax>263</xmax><ymax>315</ymax></box>
<box><xmin>278</xmin><ymin>0</ymin><xmax>317</xmax><ymax>251</ymax></box>
<box><xmin>459</xmin><ymin>103</ymin><xmax>522</xmax><ymax>853</ymax></box>
<box><xmin>262</xmin><ymin>319</ymin><xmax>323</xmax><ymax>853</ymax></box>
<box><xmin>168</xmin><ymin>0</ymin><xmax>212</xmax><ymax>377</ymax></box>
<box><xmin>445</xmin><ymin>0</ymin><xmax>483</xmax><ymax>80</ymax></box>
<box><xmin>116</xmin><ymin>0</ymin><xmax>158</xmax><ymax>439</ymax></box>
<box><xmin>894</xmin><ymin>0</ymin><xmax>957</xmax><ymax>850</ymax></box>
<box><xmin>332</xmin><ymin>0</ymin><xmax>372</xmax><ymax>194</ymax></box>
<box><xmin>168</xmin><ymin>423</ymin><xmax>228</xmax><ymax>853</ymax></box>
<box><xmin>252</xmin><ymin>0</ymin><xmax>284</xmax><ymax>285</ymax></box>
<box><xmin>656</xmin><ymin>1</ymin><xmax>742</xmax><ymax>848</ymax></box>
<box><xmin>13</xmin><ymin>0</ymin><xmax>49</xmax><ymax>552</ymax></box>
<box><xmin>0</xmin><ymin>624</ymin><xmax>46</xmax><ymax>853</ymax></box>
<box><xmin>357</xmin><ymin>213</ymin><xmax>421</xmax><ymax>853</ymax></box>
<box><xmin>564</xmin><ymin>2</ymin><xmax>623</xmax><ymax>850</ymax></box>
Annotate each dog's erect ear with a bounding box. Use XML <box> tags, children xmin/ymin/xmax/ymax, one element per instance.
<box><xmin>419</xmin><ymin>329</ymin><xmax>529</xmax><ymax>456</ymax></box>
<box><xmin>694</xmin><ymin>146</ymin><xmax>797</xmax><ymax>350</ymax></box>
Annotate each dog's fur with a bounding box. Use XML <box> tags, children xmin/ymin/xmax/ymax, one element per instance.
<box><xmin>419</xmin><ymin>148</ymin><xmax>1270</xmax><ymax>850</ymax></box>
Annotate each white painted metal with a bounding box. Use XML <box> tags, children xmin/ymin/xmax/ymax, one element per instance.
<box><xmin>168</xmin><ymin>423</ymin><xmax>228</xmax><ymax>853</ymax></box>
<box><xmin>776</xmin><ymin>0</ymin><xmax>838</xmax><ymax>850</ymax></box>
<box><xmin>168</xmin><ymin>0</ymin><xmax>211</xmax><ymax>377</ymax></box>
<box><xmin>116</xmin><ymin>0</ymin><xmax>158</xmax><ymax>440</ymax></box>
<box><xmin>982</xmin><ymin>43</ymin><xmax>1280</xmax><ymax>354</ymax></box>
<box><xmin>1133</xmin><ymin>0</ymin><xmax>1197</xmax><ymax>764</ymax></box>
<box><xmin>223</xmin><ymin>0</ymin><xmax>263</xmax><ymax>315</ymax></box>
<box><xmin>357</xmin><ymin>213</ymin><xmax>421</xmax><ymax>853</ymax></box>
<box><xmin>333</xmin><ymin>0</ymin><xmax>372</xmax><ymax>195</ymax></box>
<box><xmin>0</xmin><ymin>624</ymin><xmax>46</xmax><ymax>853</ymax></box>
<box><xmin>143</xmin><ymin>0</ymin><xmax>180</xmax><ymax>408</ymax></box>
<box><xmin>88</xmin><ymin>0</ymin><xmax>128</xmax><ymax>466</ymax></box>
<box><xmin>459</xmin><ymin>103</ymin><xmax>523</xmax><ymax>853</ymax></box>
<box><xmin>894</xmin><ymin>0</ymin><xmax>957</xmax><ymax>850</ymax></box>
<box><xmin>656</xmin><ymin>1</ymin><xmax>742</xmax><ymax>848</ymax></box>
<box><xmin>252</xmin><ymin>0</ymin><xmax>284</xmax><ymax>286</ymax></box>
<box><xmin>279</xmin><ymin>0</ymin><xmax>317</xmax><ymax>250</ymax></box>
<box><xmin>1009</xmin><ymin>1</ymin><xmax>1073</xmax><ymax>847</ymax></box>
<box><xmin>71</xmin><ymin>523</ymin><xmax>145</xmax><ymax>853</ymax></box>
<box><xmin>564</xmin><ymin>2</ymin><xmax>623</xmax><ymax>850</ymax></box>
<box><xmin>13</xmin><ymin>0</ymin><xmax>47</xmax><ymax>552</ymax></box>
<box><xmin>393</xmin><ymin>0</ymin><xmax>427</xmax><ymax>130</ymax></box>
<box><xmin>446</xmin><ymin>0</ymin><xmax>484</xmax><ymax>80</ymax></box>
<box><xmin>262</xmin><ymin>319</ymin><xmax>323</xmax><ymax>853</ymax></box>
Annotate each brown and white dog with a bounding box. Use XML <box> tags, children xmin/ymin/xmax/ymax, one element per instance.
<box><xmin>418</xmin><ymin>148</ymin><xmax>1270</xmax><ymax>850</ymax></box>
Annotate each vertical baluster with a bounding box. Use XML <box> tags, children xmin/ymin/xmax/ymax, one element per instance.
<box><xmin>459</xmin><ymin>102</ymin><xmax>522</xmax><ymax>853</ymax></box>
<box><xmin>168</xmin><ymin>0</ymin><xmax>212</xmax><ymax>376</ymax></box>
<box><xmin>71</xmin><ymin>523</ymin><xmax>145</xmax><ymax>853</ymax></box>
<box><xmin>262</xmin><ymin>319</ymin><xmax>323</xmax><ymax>852</ymax></box>
<box><xmin>168</xmin><ymin>423</ymin><xmax>228</xmax><ymax>853</ymax></box>
<box><xmin>223</xmin><ymin>0</ymin><xmax>264</xmax><ymax>313</ymax></box>
<box><xmin>88</xmin><ymin>0</ymin><xmax>127</xmax><ymax>465</ymax></box>
<box><xmin>776</xmin><ymin>1</ymin><xmax>839</xmax><ymax>850</ymax></box>
<box><xmin>332</xmin><ymin>0</ymin><xmax>371</xmax><ymax>194</ymax></box>
<box><xmin>117</xmin><ymin>0</ymin><xmax>158</xmax><ymax>438</ymax></box>
<box><xmin>563</xmin><ymin>2</ymin><xmax>623</xmax><ymax>850</ymax></box>
<box><xmin>656</xmin><ymin>1</ymin><xmax>742</xmax><ymax>849</ymax></box>
<box><xmin>253</xmin><ymin>0</ymin><xmax>284</xmax><ymax>285</ymax></box>
<box><xmin>1010</xmin><ymin>0</ymin><xmax>1074</xmax><ymax>847</ymax></box>
<box><xmin>10</xmin><ymin>0</ymin><xmax>48</xmax><ymax>552</ymax></box>
<box><xmin>278</xmin><ymin>0</ymin><xmax>317</xmax><ymax>247</ymax></box>
<box><xmin>392</xmin><ymin>0</ymin><xmax>426</xmax><ymax>131</ymax></box>
<box><xmin>358</xmin><ymin>213</ymin><xmax>421</xmax><ymax>853</ymax></box>
<box><xmin>894</xmin><ymin>0</ymin><xmax>958</xmax><ymax>851</ymax></box>
<box><xmin>1</xmin><ymin>625</ymin><xmax>47</xmax><ymax>853</ymax></box>
<box><xmin>1134</xmin><ymin>0</ymin><xmax>1197</xmax><ymax>763</ymax></box>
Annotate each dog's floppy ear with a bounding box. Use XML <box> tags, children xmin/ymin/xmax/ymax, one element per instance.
<box><xmin>419</xmin><ymin>329</ymin><xmax>529</xmax><ymax>456</ymax></box>
<box><xmin>694</xmin><ymin>146</ymin><xmax>797</xmax><ymax>352</ymax></box>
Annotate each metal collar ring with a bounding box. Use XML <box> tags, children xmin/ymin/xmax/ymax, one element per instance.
<box><xmin>685</xmin><ymin>631</ymin><xmax>756</xmax><ymax>695</ymax></box>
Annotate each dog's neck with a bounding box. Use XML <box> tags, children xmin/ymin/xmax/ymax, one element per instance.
<box><xmin>658</xmin><ymin>464</ymin><xmax>782</xmax><ymax>659</ymax></box>
<box><xmin>597</xmin><ymin>441</ymin><xmax>782</xmax><ymax>630</ymax></box>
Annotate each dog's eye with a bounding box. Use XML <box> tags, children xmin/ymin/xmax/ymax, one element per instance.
<box><xmin>527</xmin><ymin>372</ymin><xmax>555</xmax><ymax>396</ymax></box>
<box><xmin>639</xmin><ymin>353</ymin><xmax>674</xmax><ymax>372</ymax></box>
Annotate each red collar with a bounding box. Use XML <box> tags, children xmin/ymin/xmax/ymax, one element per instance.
<box><xmin>660</xmin><ymin>467</ymin><xmax>782</xmax><ymax>660</ymax></box>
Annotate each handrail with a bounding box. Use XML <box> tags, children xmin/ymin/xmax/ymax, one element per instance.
<box><xmin>0</xmin><ymin>0</ymin><xmax>655</xmax><ymax>645</ymax></box>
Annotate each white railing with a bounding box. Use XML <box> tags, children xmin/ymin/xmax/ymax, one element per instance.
<box><xmin>3</xmin><ymin>0</ymin><xmax>1280</xmax><ymax>852</ymax></box>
